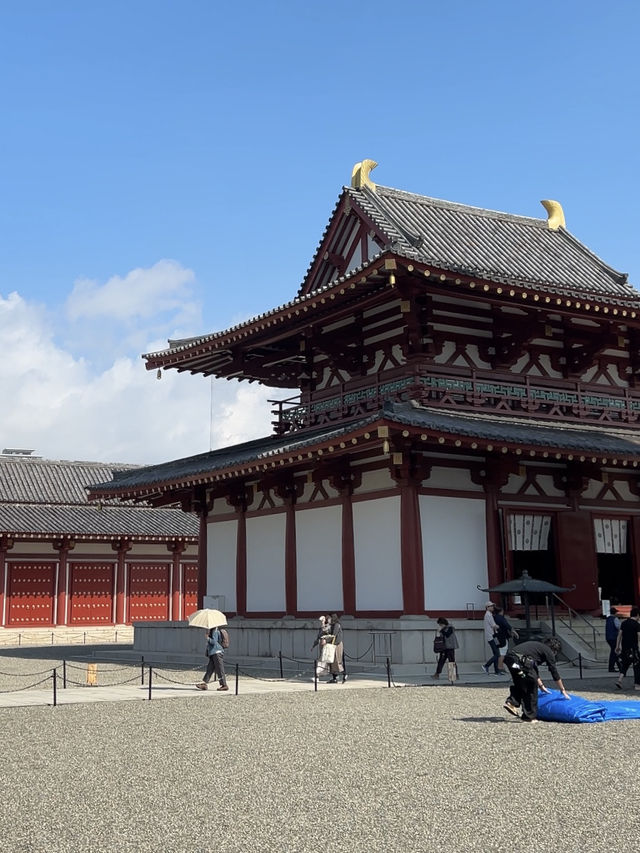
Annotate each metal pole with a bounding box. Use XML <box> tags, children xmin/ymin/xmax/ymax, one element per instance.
<box><xmin>279</xmin><ymin>650</ymin><xmax>283</xmax><ymax>679</ymax></box>
<box><xmin>141</xmin><ymin>656</ymin><xmax>145</xmax><ymax>685</ymax></box>
<box><xmin>148</xmin><ymin>666</ymin><xmax>153</xmax><ymax>701</ymax></box>
<box><xmin>63</xmin><ymin>660</ymin><xmax>67</xmax><ymax>689</ymax></box>
<box><xmin>52</xmin><ymin>669</ymin><xmax>57</xmax><ymax>707</ymax></box>
<box><xmin>386</xmin><ymin>657</ymin><xmax>391</xmax><ymax>688</ymax></box>
<box><xmin>314</xmin><ymin>660</ymin><xmax>318</xmax><ymax>692</ymax></box>
<box><xmin>235</xmin><ymin>663</ymin><xmax>239</xmax><ymax>695</ymax></box>
<box><xmin>578</xmin><ymin>653</ymin><xmax>583</xmax><ymax>679</ymax></box>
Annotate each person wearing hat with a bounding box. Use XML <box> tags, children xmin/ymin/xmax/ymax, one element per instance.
<box><xmin>481</xmin><ymin>601</ymin><xmax>503</xmax><ymax>676</ymax></box>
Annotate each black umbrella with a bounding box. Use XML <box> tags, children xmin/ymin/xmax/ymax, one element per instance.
<box><xmin>478</xmin><ymin>570</ymin><xmax>574</xmax><ymax>632</ymax></box>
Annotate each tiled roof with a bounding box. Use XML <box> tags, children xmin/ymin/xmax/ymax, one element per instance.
<box><xmin>340</xmin><ymin>185</ymin><xmax>635</xmax><ymax>301</ymax></box>
<box><xmin>0</xmin><ymin>503</ymin><xmax>198</xmax><ymax>540</ymax></box>
<box><xmin>88</xmin><ymin>403</ymin><xmax>640</xmax><ymax>501</ymax></box>
<box><xmin>386</xmin><ymin>401</ymin><xmax>640</xmax><ymax>456</ymax></box>
<box><xmin>0</xmin><ymin>455</ymin><xmax>198</xmax><ymax>540</ymax></box>
<box><xmin>0</xmin><ymin>456</ymin><xmax>139</xmax><ymax>504</ymax></box>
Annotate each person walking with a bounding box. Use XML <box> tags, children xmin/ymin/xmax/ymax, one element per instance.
<box><xmin>431</xmin><ymin>618</ymin><xmax>458</xmax><ymax>680</ymax></box>
<box><xmin>494</xmin><ymin>605</ymin><xmax>519</xmax><ymax>674</ymax></box>
<box><xmin>481</xmin><ymin>601</ymin><xmax>502</xmax><ymax>675</ymax></box>
<box><xmin>311</xmin><ymin>614</ymin><xmax>332</xmax><ymax>678</ymax></box>
<box><xmin>605</xmin><ymin>607</ymin><xmax>621</xmax><ymax>673</ymax></box>
<box><xmin>615</xmin><ymin>607</ymin><xmax>640</xmax><ymax>691</ymax></box>
<box><xmin>327</xmin><ymin>613</ymin><xmax>347</xmax><ymax>683</ymax></box>
<box><xmin>196</xmin><ymin>626</ymin><xmax>229</xmax><ymax>691</ymax></box>
<box><xmin>502</xmin><ymin>637</ymin><xmax>570</xmax><ymax>722</ymax></box>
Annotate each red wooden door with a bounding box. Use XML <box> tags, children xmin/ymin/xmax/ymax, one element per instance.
<box><xmin>556</xmin><ymin>511</ymin><xmax>599</xmax><ymax>610</ymax></box>
<box><xmin>127</xmin><ymin>563</ymin><xmax>170</xmax><ymax>623</ymax></box>
<box><xmin>7</xmin><ymin>562</ymin><xmax>56</xmax><ymax>626</ymax></box>
<box><xmin>69</xmin><ymin>563</ymin><xmax>114</xmax><ymax>625</ymax></box>
<box><xmin>182</xmin><ymin>563</ymin><xmax>198</xmax><ymax>620</ymax></box>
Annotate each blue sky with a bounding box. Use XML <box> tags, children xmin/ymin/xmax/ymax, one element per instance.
<box><xmin>1</xmin><ymin>2</ymin><xmax>639</xmax><ymax>463</ymax></box>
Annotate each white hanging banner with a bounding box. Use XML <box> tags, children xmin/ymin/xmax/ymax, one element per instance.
<box><xmin>508</xmin><ymin>514</ymin><xmax>552</xmax><ymax>551</ymax></box>
<box><xmin>593</xmin><ymin>518</ymin><xmax>628</xmax><ymax>554</ymax></box>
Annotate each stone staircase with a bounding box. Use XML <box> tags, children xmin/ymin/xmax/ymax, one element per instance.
<box><xmin>542</xmin><ymin>613</ymin><xmax>608</xmax><ymax>667</ymax></box>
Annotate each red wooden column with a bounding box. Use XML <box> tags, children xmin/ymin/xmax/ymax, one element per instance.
<box><xmin>227</xmin><ymin>486</ymin><xmax>252</xmax><ymax>616</ymax></box>
<box><xmin>472</xmin><ymin>460</ymin><xmax>513</xmax><ymax>592</ymax></box>
<box><xmin>111</xmin><ymin>538</ymin><xmax>132</xmax><ymax>624</ymax></box>
<box><xmin>53</xmin><ymin>538</ymin><xmax>75</xmax><ymax>626</ymax></box>
<box><xmin>167</xmin><ymin>540</ymin><xmax>185</xmax><ymax>621</ymax></box>
<box><xmin>329</xmin><ymin>465</ymin><xmax>362</xmax><ymax>615</ymax></box>
<box><xmin>197</xmin><ymin>512</ymin><xmax>207</xmax><ymax>611</ymax></box>
<box><xmin>275</xmin><ymin>477</ymin><xmax>303</xmax><ymax>615</ymax></box>
<box><xmin>0</xmin><ymin>536</ymin><xmax>14</xmax><ymax>627</ymax></box>
<box><xmin>391</xmin><ymin>453</ymin><xmax>427</xmax><ymax>615</ymax></box>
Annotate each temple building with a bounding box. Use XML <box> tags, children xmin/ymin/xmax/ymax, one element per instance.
<box><xmin>89</xmin><ymin>161</ymin><xmax>640</xmax><ymax>661</ymax></box>
<box><xmin>0</xmin><ymin>451</ymin><xmax>198</xmax><ymax>628</ymax></box>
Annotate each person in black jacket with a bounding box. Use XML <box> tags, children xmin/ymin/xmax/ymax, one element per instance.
<box><xmin>327</xmin><ymin>613</ymin><xmax>346</xmax><ymax>684</ymax></box>
<box><xmin>432</xmin><ymin>618</ymin><xmax>458</xmax><ymax>679</ymax></box>
<box><xmin>502</xmin><ymin>638</ymin><xmax>570</xmax><ymax>722</ymax></box>
<box><xmin>615</xmin><ymin>607</ymin><xmax>640</xmax><ymax>690</ymax></box>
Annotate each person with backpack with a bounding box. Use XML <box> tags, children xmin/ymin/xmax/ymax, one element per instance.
<box><xmin>605</xmin><ymin>607</ymin><xmax>621</xmax><ymax>673</ymax></box>
<box><xmin>196</xmin><ymin>625</ymin><xmax>229</xmax><ymax>691</ymax></box>
<box><xmin>493</xmin><ymin>605</ymin><xmax>519</xmax><ymax>675</ymax></box>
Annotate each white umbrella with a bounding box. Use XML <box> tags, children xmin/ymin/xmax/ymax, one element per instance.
<box><xmin>187</xmin><ymin>608</ymin><xmax>227</xmax><ymax>629</ymax></box>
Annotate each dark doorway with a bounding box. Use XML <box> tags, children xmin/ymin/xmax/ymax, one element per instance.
<box><xmin>510</xmin><ymin>524</ymin><xmax>558</xmax><ymax>605</ymax></box>
<box><xmin>598</xmin><ymin>553</ymin><xmax>634</xmax><ymax>606</ymax></box>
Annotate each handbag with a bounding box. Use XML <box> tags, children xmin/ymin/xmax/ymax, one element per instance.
<box><xmin>320</xmin><ymin>643</ymin><xmax>336</xmax><ymax>663</ymax></box>
<box><xmin>433</xmin><ymin>635</ymin><xmax>446</xmax><ymax>654</ymax></box>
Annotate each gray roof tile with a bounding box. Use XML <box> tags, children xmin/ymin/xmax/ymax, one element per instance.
<box><xmin>0</xmin><ymin>455</ymin><xmax>198</xmax><ymax>540</ymax></box>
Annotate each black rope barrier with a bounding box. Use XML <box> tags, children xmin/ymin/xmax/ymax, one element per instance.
<box><xmin>63</xmin><ymin>673</ymin><xmax>144</xmax><ymax>688</ymax></box>
<box><xmin>0</xmin><ymin>675</ymin><xmax>55</xmax><ymax>694</ymax></box>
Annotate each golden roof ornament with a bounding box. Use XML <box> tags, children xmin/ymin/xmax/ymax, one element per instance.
<box><xmin>540</xmin><ymin>199</ymin><xmax>566</xmax><ymax>231</ymax></box>
<box><xmin>351</xmin><ymin>159</ymin><xmax>378</xmax><ymax>192</ymax></box>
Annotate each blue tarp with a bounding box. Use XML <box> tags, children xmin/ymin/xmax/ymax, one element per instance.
<box><xmin>537</xmin><ymin>690</ymin><xmax>640</xmax><ymax>723</ymax></box>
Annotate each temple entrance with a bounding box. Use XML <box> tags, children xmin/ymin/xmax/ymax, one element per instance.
<box><xmin>598</xmin><ymin>553</ymin><xmax>634</xmax><ymax>606</ymax></box>
<box><xmin>506</xmin><ymin>512</ymin><xmax>558</xmax><ymax>606</ymax></box>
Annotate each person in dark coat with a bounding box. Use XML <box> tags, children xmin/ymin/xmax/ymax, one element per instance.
<box><xmin>615</xmin><ymin>607</ymin><xmax>640</xmax><ymax>690</ymax></box>
<box><xmin>605</xmin><ymin>607</ymin><xmax>621</xmax><ymax>673</ymax></box>
<box><xmin>493</xmin><ymin>605</ymin><xmax>519</xmax><ymax>674</ymax></box>
<box><xmin>196</xmin><ymin>626</ymin><xmax>228</xmax><ymax>691</ymax></box>
<box><xmin>502</xmin><ymin>638</ymin><xmax>570</xmax><ymax>722</ymax></box>
<box><xmin>431</xmin><ymin>617</ymin><xmax>458</xmax><ymax>680</ymax></box>
<box><xmin>327</xmin><ymin>613</ymin><xmax>346</xmax><ymax>684</ymax></box>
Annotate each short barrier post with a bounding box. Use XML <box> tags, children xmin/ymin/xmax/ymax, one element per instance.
<box><xmin>51</xmin><ymin>632</ymin><xmax>54</xmax><ymax>645</ymax></box>
<box><xmin>386</xmin><ymin>657</ymin><xmax>391</xmax><ymax>688</ymax></box>
<box><xmin>141</xmin><ymin>656</ymin><xmax>145</xmax><ymax>685</ymax></box>
<box><xmin>63</xmin><ymin>660</ymin><xmax>67</xmax><ymax>689</ymax></box>
<box><xmin>148</xmin><ymin>666</ymin><xmax>153</xmax><ymax>701</ymax></box>
<box><xmin>52</xmin><ymin>669</ymin><xmax>57</xmax><ymax>707</ymax></box>
<box><xmin>578</xmin><ymin>653</ymin><xmax>583</xmax><ymax>679</ymax></box>
<box><xmin>278</xmin><ymin>651</ymin><xmax>283</xmax><ymax>679</ymax></box>
<box><xmin>235</xmin><ymin>663</ymin><xmax>239</xmax><ymax>695</ymax></box>
<box><xmin>314</xmin><ymin>661</ymin><xmax>318</xmax><ymax>692</ymax></box>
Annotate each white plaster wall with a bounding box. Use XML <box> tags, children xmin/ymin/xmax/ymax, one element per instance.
<box><xmin>246</xmin><ymin>514</ymin><xmax>286</xmax><ymax>612</ymax></box>
<box><xmin>295</xmin><ymin>505</ymin><xmax>343</xmax><ymax>612</ymax></box>
<box><xmin>425</xmin><ymin>466</ymin><xmax>481</xmax><ymax>492</ymax></box>
<box><xmin>353</xmin><ymin>497</ymin><xmax>403</xmax><ymax>610</ymax></box>
<box><xmin>206</xmin><ymin>519</ymin><xmax>238</xmax><ymax>611</ymax></box>
<box><xmin>420</xmin><ymin>495</ymin><xmax>488</xmax><ymax>611</ymax></box>
<box><xmin>357</xmin><ymin>468</ymin><xmax>395</xmax><ymax>494</ymax></box>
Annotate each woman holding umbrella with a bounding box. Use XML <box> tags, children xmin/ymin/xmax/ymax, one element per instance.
<box><xmin>189</xmin><ymin>608</ymin><xmax>229</xmax><ymax>692</ymax></box>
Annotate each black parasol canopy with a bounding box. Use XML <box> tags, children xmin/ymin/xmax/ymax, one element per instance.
<box><xmin>478</xmin><ymin>570</ymin><xmax>575</xmax><ymax>631</ymax></box>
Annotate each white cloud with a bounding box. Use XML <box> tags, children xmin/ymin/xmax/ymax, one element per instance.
<box><xmin>0</xmin><ymin>269</ymin><xmax>279</xmax><ymax>465</ymax></box>
<box><xmin>66</xmin><ymin>260</ymin><xmax>195</xmax><ymax>322</ymax></box>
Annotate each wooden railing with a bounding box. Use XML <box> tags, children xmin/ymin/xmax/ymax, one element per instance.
<box><xmin>269</xmin><ymin>364</ymin><xmax>640</xmax><ymax>435</ymax></box>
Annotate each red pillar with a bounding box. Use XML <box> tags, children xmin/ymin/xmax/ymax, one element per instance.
<box><xmin>484</xmin><ymin>486</ymin><xmax>503</xmax><ymax>591</ymax></box>
<box><xmin>0</xmin><ymin>537</ymin><xmax>14</xmax><ymax>627</ymax></box>
<box><xmin>53</xmin><ymin>538</ymin><xmax>75</xmax><ymax>626</ymax></box>
<box><xmin>167</xmin><ymin>541</ymin><xmax>185</xmax><ymax>621</ymax></box>
<box><xmin>399</xmin><ymin>481</ymin><xmax>425</xmax><ymax>614</ymax></box>
<box><xmin>112</xmin><ymin>538</ymin><xmax>132</xmax><ymax>624</ymax></box>
<box><xmin>197</xmin><ymin>511</ymin><xmax>208</xmax><ymax>611</ymax></box>
<box><xmin>236</xmin><ymin>511</ymin><xmax>247</xmax><ymax>616</ymax></box>
<box><xmin>329</xmin><ymin>466</ymin><xmax>361</xmax><ymax>616</ymax></box>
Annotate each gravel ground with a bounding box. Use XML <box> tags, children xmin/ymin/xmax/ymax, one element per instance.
<box><xmin>1</xmin><ymin>650</ymin><xmax>639</xmax><ymax>853</ymax></box>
